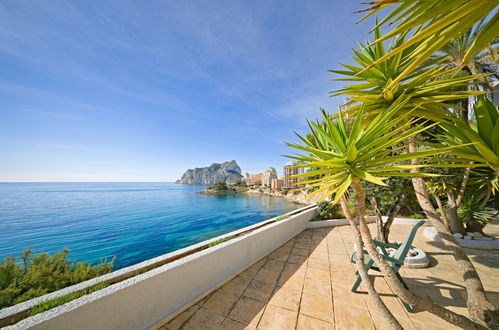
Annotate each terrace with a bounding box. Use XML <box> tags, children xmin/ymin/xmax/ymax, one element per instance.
<box><xmin>160</xmin><ymin>221</ymin><xmax>499</xmax><ymax>330</ymax></box>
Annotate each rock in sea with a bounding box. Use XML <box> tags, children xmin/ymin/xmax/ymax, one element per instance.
<box><xmin>176</xmin><ymin>160</ymin><xmax>243</xmax><ymax>185</ymax></box>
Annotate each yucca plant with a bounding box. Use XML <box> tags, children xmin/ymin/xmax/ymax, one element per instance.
<box><xmin>426</xmin><ymin>21</ymin><xmax>498</xmax><ymax>120</ymax></box>
<box><xmin>285</xmin><ymin>96</ymin><xmax>473</xmax><ymax>203</ymax></box>
<box><xmin>310</xmin><ymin>2</ymin><xmax>499</xmax><ymax>326</ymax></box>
<box><xmin>435</xmin><ymin>21</ymin><xmax>498</xmax><ymax>84</ymax></box>
<box><xmin>330</xmin><ymin>25</ymin><xmax>490</xmax><ymax>121</ymax></box>
<box><xmin>458</xmin><ymin>193</ymin><xmax>497</xmax><ymax>233</ymax></box>
<box><xmin>357</xmin><ymin>0</ymin><xmax>499</xmax><ymax>86</ymax></box>
<box><xmin>285</xmin><ymin>97</ymin><xmax>485</xmax><ymax>329</ymax></box>
<box><xmin>440</xmin><ymin>96</ymin><xmax>499</xmax><ymax>173</ymax></box>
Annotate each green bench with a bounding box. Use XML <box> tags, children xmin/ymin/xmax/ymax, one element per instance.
<box><xmin>350</xmin><ymin>220</ymin><xmax>426</xmax><ymax>312</ymax></box>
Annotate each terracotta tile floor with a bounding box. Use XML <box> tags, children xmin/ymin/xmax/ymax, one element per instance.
<box><xmin>160</xmin><ymin>221</ymin><xmax>499</xmax><ymax>330</ymax></box>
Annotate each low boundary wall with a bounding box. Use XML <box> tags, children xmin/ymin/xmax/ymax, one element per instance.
<box><xmin>4</xmin><ymin>205</ymin><xmax>316</xmax><ymax>330</ymax></box>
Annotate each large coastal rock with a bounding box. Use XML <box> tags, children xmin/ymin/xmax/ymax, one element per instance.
<box><xmin>176</xmin><ymin>160</ymin><xmax>243</xmax><ymax>185</ymax></box>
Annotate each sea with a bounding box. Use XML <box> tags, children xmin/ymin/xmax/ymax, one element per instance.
<box><xmin>0</xmin><ymin>182</ymin><xmax>301</xmax><ymax>269</ymax></box>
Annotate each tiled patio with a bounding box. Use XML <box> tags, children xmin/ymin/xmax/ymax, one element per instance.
<box><xmin>160</xmin><ymin>221</ymin><xmax>499</xmax><ymax>330</ymax></box>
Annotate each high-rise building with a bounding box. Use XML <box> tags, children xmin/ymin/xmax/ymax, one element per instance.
<box><xmin>283</xmin><ymin>162</ymin><xmax>305</xmax><ymax>188</ymax></box>
<box><xmin>243</xmin><ymin>172</ymin><xmax>251</xmax><ymax>183</ymax></box>
<box><xmin>249</xmin><ymin>173</ymin><xmax>263</xmax><ymax>185</ymax></box>
<box><xmin>262</xmin><ymin>167</ymin><xmax>277</xmax><ymax>187</ymax></box>
<box><xmin>271</xmin><ymin>178</ymin><xmax>284</xmax><ymax>190</ymax></box>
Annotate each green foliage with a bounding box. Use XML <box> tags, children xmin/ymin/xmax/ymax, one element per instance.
<box><xmin>409</xmin><ymin>214</ymin><xmax>426</xmax><ymax>219</ymax></box>
<box><xmin>439</xmin><ymin>97</ymin><xmax>499</xmax><ymax>171</ymax></box>
<box><xmin>363</xmin><ymin>173</ymin><xmax>420</xmax><ymax>216</ymax></box>
<box><xmin>232</xmin><ymin>180</ymin><xmax>247</xmax><ymax>187</ymax></box>
<box><xmin>317</xmin><ymin>201</ymin><xmax>344</xmax><ymax>220</ymax></box>
<box><xmin>208</xmin><ymin>181</ymin><xmax>228</xmax><ymax>191</ymax></box>
<box><xmin>28</xmin><ymin>282</ymin><xmax>109</xmax><ymax>316</ymax></box>
<box><xmin>330</xmin><ymin>24</ymin><xmax>487</xmax><ymax>122</ymax></box>
<box><xmin>275</xmin><ymin>215</ymin><xmax>290</xmax><ymax>221</ymax></box>
<box><xmin>208</xmin><ymin>236</ymin><xmax>236</xmax><ymax>247</ymax></box>
<box><xmin>285</xmin><ymin>98</ymin><xmax>467</xmax><ymax>204</ymax></box>
<box><xmin>423</xmin><ymin>159</ymin><xmax>466</xmax><ymax>196</ymax></box>
<box><xmin>457</xmin><ymin>194</ymin><xmax>496</xmax><ymax>226</ymax></box>
<box><xmin>358</xmin><ymin>0</ymin><xmax>498</xmax><ymax>84</ymax></box>
<box><xmin>0</xmin><ymin>248</ymin><xmax>113</xmax><ymax>309</ymax></box>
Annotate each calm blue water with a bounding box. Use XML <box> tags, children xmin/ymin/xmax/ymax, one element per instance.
<box><xmin>0</xmin><ymin>182</ymin><xmax>301</xmax><ymax>269</ymax></box>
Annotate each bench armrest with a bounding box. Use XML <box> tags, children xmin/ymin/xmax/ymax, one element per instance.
<box><xmin>373</xmin><ymin>240</ymin><xmax>394</xmax><ymax>248</ymax></box>
<box><xmin>380</xmin><ymin>254</ymin><xmax>404</xmax><ymax>266</ymax></box>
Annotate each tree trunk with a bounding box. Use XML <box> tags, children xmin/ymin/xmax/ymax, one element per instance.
<box><xmin>339</xmin><ymin>196</ymin><xmax>402</xmax><ymax>330</ymax></box>
<box><xmin>466</xmin><ymin>222</ymin><xmax>486</xmax><ymax>234</ymax></box>
<box><xmin>370</xmin><ymin>194</ymin><xmax>406</xmax><ymax>243</ymax></box>
<box><xmin>433</xmin><ymin>195</ymin><xmax>450</xmax><ymax>229</ymax></box>
<box><xmin>407</xmin><ymin>139</ymin><xmax>498</xmax><ymax>327</ymax></box>
<box><xmin>479</xmin><ymin>185</ymin><xmax>492</xmax><ymax>209</ymax></box>
<box><xmin>447</xmin><ymin>190</ymin><xmax>466</xmax><ymax>234</ymax></box>
<box><xmin>457</xmin><ymin>98</ymin><xmax>469</xmax><ymax>122</ymax></box>
<box><xmin>352</xmin><ymin>179</ymin><xmax>486</xmax><ymax>329</ymax></box>
<box><xmin>455</xmin><ymin>166</ymin><xmax>472</xmax><ymax>207</ymax></box>
<box><xmin>371</xmin><ymin>197</ymin><xmax>386</xmax><ymax>242</ymax></box>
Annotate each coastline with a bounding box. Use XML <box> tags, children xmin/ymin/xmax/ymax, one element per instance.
<box><xmin>245</xmin><ymin>188</ymin><xmax>315</xmax><ymax>205</ymax></box>
<box><xmin>197</xmin><ymin>186</ymin><xmax>318</xmax><ymax>205</ymax></box>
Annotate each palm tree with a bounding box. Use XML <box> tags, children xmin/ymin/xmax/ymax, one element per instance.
<box><xmin>329</xmin><ymin>25</ymin><xmax>489</xmax><ymax>122</ymax></box>
<box><xmin>286</xmin><ymin>100</ymin><xmax>484</xmax><ymax>329</ymax></box>
<box><xmin>434</xmin><ymin>23</ymin><xmax>498</xmax><ymax>120</ymax></box>
<box><xmin>330</xmin><ymin>9</ymin><xmax>499</xmax><ymax>325</ymax></box>
<box><xmin>356</xmin><ymin>0</ymin><xmax>499</xmax><ymax>87</ymax></box>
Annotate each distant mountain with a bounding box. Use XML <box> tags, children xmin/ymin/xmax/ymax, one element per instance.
<box><xmin>176</xmin><ymin>160</ymin><xmax>243</xmax><ymax>185</ymax></box>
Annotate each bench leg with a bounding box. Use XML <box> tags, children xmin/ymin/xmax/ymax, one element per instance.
<box><xmin>396</xmin><ymin>272</ymin><xmax>409</xmax><ymax>290</ymax></box>
<box><xmin>351</xmin><ymin>259</ymin><xmax>374</xmax><ymax>293</ymax></box>
<box><xmin>395</xmin><ymin>272</ymin><xmax>413</xmax><ymax>312</ymax></box>
<box><xmin>351</xmin><ymin>274</ymin><xmax>362</xmax><ymax>293</ymax></box>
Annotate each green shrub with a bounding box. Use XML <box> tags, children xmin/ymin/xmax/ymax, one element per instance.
<box><xmin>232</xmin><ymin>180</ymin><xmax>247</xmax><ymax>187</ymax></box>
<box><xmin>275</xmin><ymin>215</ymin><xmax>290</xmax><ymax>221</ymax></box>
<box><xmin>458</xmin><ymin>194</ymin><xmax>495</xmax><ymax>227</ymax></box>
<box><xmin>317</xmin><ymin>201</ymin><xmax>344</xmax><ymax>220</ymax></box>
<box><xmin>208</xmin><ymin>236</ymin><xmax>236</xmax><ymax>247</ymax></box>
<box><xmin>363</xmin><ymin>177</ymin><xmax>420</xmax><ymax>216</ymax></box>
<box><xmin>281</xmin><ymin>188</ymin><xmax>291</xmax><ymax>195</ymax></box>
<box><xmin>208</xmin><ymin>181</ymin><xmax>228</xmax><ymax>191</ymax></box>
<box><xmin>0</xmin><ymin>248</ymin><xmax>114</xmax><ymax>309</ymax></box>
<box><xmin>28</xmin><ymin>282</ymin><xmax>109</xmax><ymax>316</ymax></box>
<box><xmin>409</xmin><ymin>213</ymin><xmax>425</xmax><ymax>219</ymax></box>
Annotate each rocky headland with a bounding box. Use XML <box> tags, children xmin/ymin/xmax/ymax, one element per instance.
<box><xmin>176</xmin><ymin>160</ymin><xmax>243</xmax><ymax>185</ymax></box>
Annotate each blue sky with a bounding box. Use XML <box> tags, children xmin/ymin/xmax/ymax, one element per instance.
<box><xmin>0</xmin><ymin>1</ymin><xmax>377</xmax><ymax>181</ymax></box>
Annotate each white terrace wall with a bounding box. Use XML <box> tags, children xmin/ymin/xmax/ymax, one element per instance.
<box><xmin>8</xmin><ymin>205</ymin><xmax>316</xmax><ymax>330</ymax></box>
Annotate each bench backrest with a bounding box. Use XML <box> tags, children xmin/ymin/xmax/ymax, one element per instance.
<box><xmin>392</xmin><ymin>220</ymin><xmax>425</xmax><ymax>264</ymax></box>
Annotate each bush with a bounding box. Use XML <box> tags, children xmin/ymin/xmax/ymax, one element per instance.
<box><xmin>281</xmin><ymin>188</ymin><xmax>291</xmax><ymax>195</ymax></box>
<box><xmin>0</xmin><ymin>248</ymin><xmax>113</xmax><ymax>309</ymax></box>
<box><xmin>317</xmin><ymin>201</ymin><xmax>344</xmax><ymax>220</ymax></box>
<box><xmin>28</xmin><ymin>282</ymin><xmax>109</xmax><ymax>316</ymax></box>
<box><xmin>208</xmin><ymin>181</ymin><xmax>228</xmax><ymax>191</ymax></box>
<box><xmin>232</xmin><ymin>180</ymin><xmax>247</xmax><ymax>187</ymax></box>
<box><xmin>409</xmin><ymin>213</ymin><xmax>425</xmax><ymax>219</ymax></box>
<box><xmin>458</xmin><ymin>194</ymin><xmax>495</xmax><ymax>228</ymax></box>
<box><xmin>363</xmin><ymin>177</ymin><xmax>420</xmax><ymax>216</ymax></box>
<box><xmin>208</xmin><ymin>236</ymin><xmax>236</xmax><ymax>247</ymax></box>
